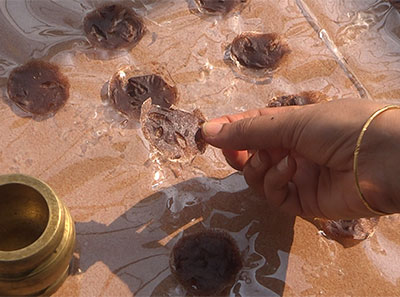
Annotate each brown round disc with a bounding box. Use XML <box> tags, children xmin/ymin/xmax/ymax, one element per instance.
<box><xmin>83</xmin><ymin>4</ymin><xmax>145</xmax><ymax>50</ymax></box>
<box><xmin>109</xmin><ymin>72</ymin><xmax>178</xmax><ymax>119</ymax></box>
<box><xmin>195</xmin><ymin>0</ymin><xmax>246</xmax><ymax>14</ymax></box>
<box><xmin>7</xmin><ymin>60</ymin><xmax>70</xmax><ymax>115</ymax></box>
<box><xmin>268</xmin><ymin>94</ymin><xmax>310</xmax><ymax>107</ymax></box>
<box><xmin>231</xmin><ymin>32</ymin><xmax>289</xmax><ymax>70</ymax></box>
<box><xmin>268</xmin><ymin>91</ymin><xmax>329</xmax><ymax>107</ymax></box>
<box><xmin>170</xmin><ymin>230</ymin><xmax>242</xmax><ymax>296</ymax></box>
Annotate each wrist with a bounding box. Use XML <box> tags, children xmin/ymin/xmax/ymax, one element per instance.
<box><xmin>357</xmin><ymin>105</ymin><xmax>400</xmax><ymax>214</ymax></box>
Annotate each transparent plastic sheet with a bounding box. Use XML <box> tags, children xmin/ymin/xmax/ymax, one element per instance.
<box><xmin>299</xmin><ymin>0</ymin><xmax>400</xmax><ymax>101</ymax></box>
<box><xmin>0</xmin><ymin>0</ymin><xmax>400</xmax><ymax>296</ymax></box>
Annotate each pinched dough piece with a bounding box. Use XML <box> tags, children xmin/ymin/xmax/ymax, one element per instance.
<box><xmin>141</xmin><ymin>99</ymin><xmax>207</xmax><ymax>161</ymax></box>
<box><xmin>83</xmin><ymin>4</ymin><xmax>145</xmax><ymax>50</ymax></box>
<box><xmin>230</xmin><ymin>32</ymin><xmax>289</xmax><ymax>70</ymax></box>
<box><xmin>314</xmin><ymin>217</ymin><xmax>379</xmax><ymax>247</ymax></box>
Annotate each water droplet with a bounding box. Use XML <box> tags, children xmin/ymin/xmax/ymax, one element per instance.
<box><xmin>154</xmin><ymin>170</ymin><xmax>161</xmax><ymax>181</ymax></box>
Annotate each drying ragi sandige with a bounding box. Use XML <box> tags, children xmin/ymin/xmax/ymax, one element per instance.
<box><xmin>140</xmin><ymin>99</ymin><xmax>207</xmax><ymax>161</ymax></box>
<box><xmin>170</xmin><ymin>230</ymin><xmax>242</xmax><ymax>296</ymax></box>
<box><xmin>7</xmin><ymin>60</ymin><xmax>70</xmax><ymax>116</ymax></box>
<box><xmin>230</xmin><ymin>32</ymin><xmax>289</xmax><ymax>70</ymax></box>
<box><xmin>314</xmin><ymin>218</ymin><xmax>379</xmax><ymax>247</ymax></box>
<box><xmin>268</xmin><ymin>91</ymin><xmax>329</xmax><ymax>107</ymax></box>
<box><xmin>194</xmin><ymin>0</ymin><xmax>247</xmax><ymax>15</ymax></box>
<box><xmin>109</xmin><ymin>69</ymin><xmax>178</xmax><ymax>119</ymax></box>
<box><xmin>83</xmin><ymin>4</ymin><xmax>145</xmax><ymax>50</ymax></box>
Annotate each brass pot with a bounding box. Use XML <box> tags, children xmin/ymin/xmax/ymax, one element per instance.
<box><xmin>0</xmin><ymin>174</ymin><xmax>75</xmax><ymax>296</ymax></box>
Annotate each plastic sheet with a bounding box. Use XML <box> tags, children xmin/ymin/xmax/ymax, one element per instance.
<box><xmin>0</xmin><ymin>0</ymin><xmax>400</xmax><ymax>296</ymax></box>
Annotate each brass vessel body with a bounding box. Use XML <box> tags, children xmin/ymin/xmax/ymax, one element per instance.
<box><xmin>0</xmin><ymin>174</ymin><xmax>75</xmax><ymax>296</ymax></box>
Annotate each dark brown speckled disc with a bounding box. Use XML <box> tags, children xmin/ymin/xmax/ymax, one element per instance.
<box><xmin>7</xmin><ymin>60</ymin><xmax>69</xmax><ymax>115</ymax></box>
<box><xmin>268</xmin><ymin>94</ymin><xmax>310</xmax><ymax>107</ymax></box>
<box><xmin>268</xmin><ymin>91</ymin><xmax>328</xmax><ymax>107</ymax></box>
<box><xmin>170</xmin><ymin>230</ymin><xmax>242</xmax><ymax>296</ymax></box>
<box><xmin>109</xmin><ymin>71</ymin><xmax>178</xmax><ymax>119</ymax></box>
<box><xmin>195</xmin><ymin>0</ymin><xmax>247</xmax><ymax>14</ymax></box>
<box><xmin>313</xmin><ymin>218</ymin><xmax>379</xmax><ymax>248</ymax></box>
<box><xmin>231</xmin><ymin>32</ymin><xmax>289</xmax><ymax>70</ymax></box>
<box><xmin>83</xmin><ymin>4</ymin><xmax>145</xmax><ymax>50</ymax></box>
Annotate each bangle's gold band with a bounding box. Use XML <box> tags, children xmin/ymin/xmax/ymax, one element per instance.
<box><xmin>353</xmin><ymin>104</ymin><xmax>400</xmax><ymax>216</ymax></box>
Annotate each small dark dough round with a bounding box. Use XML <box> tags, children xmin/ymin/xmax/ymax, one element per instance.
<box><xmin>268</xmin><ymin>91</ymin><xmax>328</xmax><ymax>107</ymax></box>
<box><xmin>83</xmin><ymin>4</ymin><xmax>145</xmax><ymax>50</ymax></box>
<box><xmin>231</xmin><ymin>33</ymin><xmax>289</xmax><ymax>70</ymax></box>
<box><xmin>313</xmin><ymin>217</ymin><xmax>379</xmax><ymax>247</ymax></box>
<box><xmin>109</xmin><ymin>73</ymin><xmax>178</xmax><ymax>119</ymax></box>
<box><xmin>268</xmin><ymin>95</ymin><xmax>309</xmax><ymax>107</ymax></box>
<box><xmin>196</xmin><ymin>0</ymin><xmax>246</xmax><ymax>14</ymax></box>
<box><xmin>7</xmin><ymin>60</ymin><xmax>70</xmax><ymax>115</ymax></box>
<box><xmin>170</xmin><ymin>230</ymin><xmax>242</xmax><ymax>296</ymax></box>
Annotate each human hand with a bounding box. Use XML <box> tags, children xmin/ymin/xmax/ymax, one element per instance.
<box><xmin>202</xmin><ymin>99</ymin><xmax>400</xmax><ymax>219</ymax></box>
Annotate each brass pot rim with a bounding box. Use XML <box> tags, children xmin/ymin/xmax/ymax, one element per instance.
<box><xmin>0</xmin><ymin>174</ymin><xmax>62</xmax><ymax>262</ymax></box>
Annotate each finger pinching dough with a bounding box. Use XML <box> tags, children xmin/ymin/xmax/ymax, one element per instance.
<box><xmin>272</xmin><ymin>94</ymin><xmax>380</xmax><ymax>247</ymax></box>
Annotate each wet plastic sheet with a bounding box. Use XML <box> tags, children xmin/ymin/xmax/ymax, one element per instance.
<box><xmin>0</xmin><ymin>0</ymin><xmax>400</xmax><ymax>296</ymax></box>
<box><xmin>300</xmin><ymin>0</ymin><xmax>400</xmax><ymax>100</ymax></box>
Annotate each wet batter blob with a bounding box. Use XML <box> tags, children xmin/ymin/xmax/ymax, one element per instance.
<box><xmin>170</xmin><ymin>230</ymin><xmax>242</xmax><ymax>296</ymax></box>
<box><xmin>109</xmin><ymin>71</ymin><xmax>178</xmax><ymax>119</ymax></box>
<box><xmin>7</xmin><ymin>60</ymin><xmax>70</xmax><ymax>115</ymax></box>
<box><xmin>195</xmin><ymin>0</ymin><xmax>247</xmax><ymax>14</ymax></box>
<box><xmin>141</xmin><ymin>99</ymin><xmax>207</xmax><ymax>161</ymax></box>
<box><xmin>230</xmin><ymin>32</ymin><xmax>289</xmax><ymax>70</ymax></box>
<box><xmin>83</xmin><ymin>4</ymin><xmax>145</xmax><ymax>50</ymax></box>
<box><xmin>314</xmin><ymin>218</ymin><xmax>379</xmax><ymax>247</ymax></box>
<box><xmin>268</xmin><ymin>91</ymin><xmax>328</xmax><ymax>107</ymax></box>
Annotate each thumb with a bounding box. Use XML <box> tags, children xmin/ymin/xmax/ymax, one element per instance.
<box><xmin>202</xmin><ymin>109</ymin><xmax>304</xmax><ymax>151</ymax></box>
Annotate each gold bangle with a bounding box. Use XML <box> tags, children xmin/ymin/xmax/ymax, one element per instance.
<box><xmin>353</xmin><ymin>104</ymin><xmax>400</xmax><ymax>216</ymax></box>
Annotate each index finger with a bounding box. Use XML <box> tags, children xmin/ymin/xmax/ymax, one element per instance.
<box><xmin>208</xmin><ymin>105</ymin><xmax>302</xmax><ymax>124</ymax></box>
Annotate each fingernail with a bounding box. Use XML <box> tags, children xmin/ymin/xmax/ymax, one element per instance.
<box><xmin>202</xmin><ymin>122</ymin><xmax>223</xmax><ymax>137</ymax></box>
<box><xmin>277</xmin><ymin>156</ymin><xmax>289</xmax><ymax>172</ymax></box>
<box><xmin>250</xmin><ymin>152</ymin><xmax>262</xmax><ymax>168</ymax></box>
